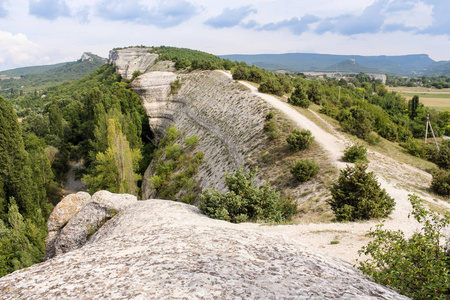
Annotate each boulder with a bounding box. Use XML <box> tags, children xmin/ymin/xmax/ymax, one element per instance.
<box><xmin>45</xmin><ymin>190</ymin><xmax>137</xmax><ymax>259</ymax></box>
<box><xmin>45</xmin><ymin>192</ymin><xmax>91</xmax><ymax>259</ymax></box>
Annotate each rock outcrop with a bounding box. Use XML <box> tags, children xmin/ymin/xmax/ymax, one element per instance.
<box><xmin>109</xmin><ymin>47</ymin><xmax>159</xmax><ymax>80</ymax></box>
<box><xmin>0</xmin><ymin>193</ymin><xmax>407</xmax><ymax>299</ymax></box>
<box><xmin>45</xmin><ymin>190</ymin><xmax>137</xmax><ymax>260</ymax></box>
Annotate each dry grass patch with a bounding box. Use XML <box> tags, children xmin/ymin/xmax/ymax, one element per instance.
<box><xmin>249</xmin><ymin>110</ymin><xmax>337</xmax><ymax>224</ymax></box>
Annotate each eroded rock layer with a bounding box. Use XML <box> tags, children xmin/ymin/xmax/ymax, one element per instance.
<box><xmin>0</xmin><ymin>197</ymin><xmax>407</xmax><ymax>299</ymax></box>
<box><xmin>109</xmin><ymin>48</ymin><xmax>158</xmax><ymax>80</ymax></box>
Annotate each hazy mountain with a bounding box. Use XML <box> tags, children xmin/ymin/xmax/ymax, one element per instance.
<box><xmin>220</xmin><ymin>53</ymin><xmax>435</xmax><ymax>75</ymax></box>
<box><xmin>424</xmin><ymin>60</ymin><xmax>450</xmax><ymax>76</ymax></box>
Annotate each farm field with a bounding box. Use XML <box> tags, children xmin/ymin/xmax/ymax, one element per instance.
<box><xmin>387</xmin><ymin>86</ymin><xmax>450</xmax><ymax>111</ymax></box>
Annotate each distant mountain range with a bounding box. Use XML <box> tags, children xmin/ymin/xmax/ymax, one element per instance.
<box><xmin>220</xmin><ymin>53</ymin><xmax>450</xmax><ymax>76</ymax></box>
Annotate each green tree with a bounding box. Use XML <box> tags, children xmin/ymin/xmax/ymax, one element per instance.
<box><xmin>328</xmin><ymin>164</ymin><xmax>395</xmax><ymax>221</ymax></box>
<box><xmin>358</xmin><ymin>195</ymin><xmax>449</xmax><ymax>299</ymax></box>
<box><xmin>288</xmin><ymin>84</ymin><xmax>310</xmax><ymax>108</ymax></box>
<box><xmin>431</xmin><ymin>169</ymin><xmax>450</xmax><ymax>196</ymax></box>
<box><xmin>307</xmin><ymin>81</ymin><xmax>324</xmax><ymax>105</ymax></box>
<box><xmin>0</xmin><ymin>96</ymin><xmax>35</xmax><ymax>218</ymax></box>
<box><xmin>408</xmin><ymin>95</ymin><xmax>420</xmax><ymax>119</ymax></box>
<box><xmin>48</xmin><ymin>100</ymin><xmax>64</xmax><ymax>138</ymax></box>
<box><xmin>340</xmin><ymin>106</ymin><xmax>373</xmax><ymax>140</ymax></box>
<box><xmin>83</xmin><ymin>119</ymin><xmax>142</xmax><ymax>196</ymax></box>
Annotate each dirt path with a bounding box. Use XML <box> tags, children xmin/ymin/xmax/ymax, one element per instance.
<box><xmin>219</xmin><ymin>71</ymin><xmax>450</xmax><ymax>263</ymax></box>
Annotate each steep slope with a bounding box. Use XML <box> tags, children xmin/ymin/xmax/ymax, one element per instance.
<box><xmin>0</xmin><ymin>191</ymin><xmax>407</xmax><ymax>299</ymax></box>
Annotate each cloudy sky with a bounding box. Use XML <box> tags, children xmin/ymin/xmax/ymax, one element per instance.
<box><xmin>0</xmin><ymin>0</ymin><xmax>449</xmax><ymax>71</ymax></box>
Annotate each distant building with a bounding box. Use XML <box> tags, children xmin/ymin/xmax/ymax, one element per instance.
<box><xmin>372</xmin><ymin>74</ymin><xmax>387</xmax><ymax>84</ymax></box>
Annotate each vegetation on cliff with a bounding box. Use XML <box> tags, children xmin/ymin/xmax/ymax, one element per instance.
<box><xmin>148</xmin><ymin>125</ymin><xmax>204</xmax><ymax>204</ymax></box>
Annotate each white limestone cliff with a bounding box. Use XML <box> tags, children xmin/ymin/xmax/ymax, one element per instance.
<box><xmin>108</xmin><ymin>47</ymin><xmax>159</xmax><ymax>80</ymax></box>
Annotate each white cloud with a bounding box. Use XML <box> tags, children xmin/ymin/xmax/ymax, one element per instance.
<box><xmin>0</xmin><ymin>31</ymin><xmax>43</xmax><ymax>70</ymax></box>
<box><xmin>384</xmin><ymin>1</ymin><xmax>433</xmax><ymax>30</ymax></box>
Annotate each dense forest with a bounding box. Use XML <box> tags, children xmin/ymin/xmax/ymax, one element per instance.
<box><xmin>0</xmin><ymin>63</ymin><xmax>153</xmax><ymax>276</ymax></box>
<box><xmin>0</xmin><ymin>47</ymin><xmax>449</xmax><ymax>298</ymax></box>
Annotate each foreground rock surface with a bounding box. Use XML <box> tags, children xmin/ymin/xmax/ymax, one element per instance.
<box><xmin>0</xmin><ymin>197</ymin><xmax>407</xmax><ymax>299</ymax></box>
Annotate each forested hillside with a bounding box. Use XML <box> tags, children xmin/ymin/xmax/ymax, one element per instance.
<box><xmin>0</xmin><ymin>63</ymin><xmax>153</xmax><ymax>276</ymax></box>
<box><xmin>0</xmin><ymin>53</ymin><xmax>105</xmax><ymax>98</ymax></box>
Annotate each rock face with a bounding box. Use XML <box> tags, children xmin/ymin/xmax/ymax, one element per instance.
<box><xmin>109</xmin><ymin>47</ymin><xmax>159</xmax><ymax>80</ymax></box>
<box><xmin>134</xmin><ymin>69</ymin><xmax>270</xmax><ymax>198</ymax></box>
<box><xmin>131</xmin><ymin>71</ymin><xmax>178</xmax><ymax>139</ymax></box>
<box><xmin>0</xmin><ymin>194</ymin><xmax>407</xmax><ymax>299</ymax></box>
<box><xmin>45</xmin><ymin>190</ymin><xmax>137</xmax><ymax>260</ymax></box>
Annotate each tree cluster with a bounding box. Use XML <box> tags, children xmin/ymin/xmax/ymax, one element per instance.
<box><xmin>199</xmin><ymin>168</ymin><xmax>297</xmax><ymax>223</ymax></box>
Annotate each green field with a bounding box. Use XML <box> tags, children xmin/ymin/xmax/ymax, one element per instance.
<box><xmin>387</xmin><ymin>87</ymin><xmax>450</xmax><ymax>111</ymax></box>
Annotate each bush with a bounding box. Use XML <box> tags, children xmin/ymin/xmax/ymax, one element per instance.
<box><xmin>431</xmin><ymin>169</ymin><xmax>450</xmax><ymax>196</ymax></box>
<box><xmin>358</xmin><ymin>195</ymin><xmax>449</xmax><ymax>300</ymax></box>
<box><xmin>265</xmin><ymin>111</ymin><xmax>275</xmax><ymax>121</ymax></box>
<box><xmin>264</xmin><ymin>118</ymin><xmax>280</xmax><ymax>140</ymax></box>
<box><xmin>286</xmin><ymin>129</ymin><xmax>314</xmax><ymax>151</ymax></box>
<box><xmin>291</xmin><ymin>159</ymin><xmax>319</xmax><ymax>182</ymax></box>
<box><xmin>199</xmin><ymin>168</ymin><xmax>298</xmax><ymax>223</ymax></box>
<box><xmin>328</xmin><ymin>164</ymin><xmax>395</xmax><ymax>221</ymax></box>
<box><xmin>436</xmin><ymin>145</ymin><xmax>450</xmax><ymax>169</ymax></box>
<box><xmin>366</xmin><ymin>132</ymin><xmax>381</xmax><ymax>146</ymax></box>
<box><xmin>342</xmin><ymin>143</ymin><xmax>367</xmax><ymax>163</ymax></box>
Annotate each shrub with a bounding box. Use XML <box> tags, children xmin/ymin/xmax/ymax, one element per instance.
<box><xmin>366</xmin><ymin>132</ymin><xmax>381</xmax><ymax>146</ymax></box>
<box><xmin>328</xmin><ymin>164</ymin><xmax>395</xmax><ymax>221</ymax></box>
<box><xmin>342</xmin><ymin>143</ymin><xmax>367</xmax><ymax>163</ymax></box>
<box><xmin>431</xmin><ymin>169</ymin><xmax>450</xmax><ymax>196</ymax></box>
<box><xmin>264</xmin><ymin>118</ymin><xmax>280</xmax><ymax>140</ymax></box>
<box><xmin>199</xmin><ymin>168</ymin><xmax>298</xmax><ymax>223</ymax></box>
<box><xmin>436</xmin><ymin>145</ymin><xmax>450</xmax><ymax>169</ymax></box>
<box><xmin>170</xmin><ymin>78</ymin><xmax>182</xmax><ymax>95</ymax></box>
<box><xmin>290</xmin><ymin>159</ymin><xmax>319</xmax><ymax>182</ymax></box>
<box><xmin>265</xmin><ymin>111</ymin><xmax>275</xmax><ymax>121</ymax></box>
<box><xmin>286</xmin><ymin>129</ymin><xmax>314</xmax><ymax>151</ymax></box>
<box><xmin>358</xmin><ymin>195</ymin><xmax>449</xmax><ymax>300</ymax></box>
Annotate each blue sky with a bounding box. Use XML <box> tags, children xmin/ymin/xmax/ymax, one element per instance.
<box><xmin>0</xmin><ymin>0</ymin><xmax>449</xmax><ymax>70</ymax></box>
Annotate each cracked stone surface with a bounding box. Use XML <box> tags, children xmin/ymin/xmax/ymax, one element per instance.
<box><xmin>0</xmin><ymin>198</ymin><xmax>407</xmax><ymax>299</ymax></box>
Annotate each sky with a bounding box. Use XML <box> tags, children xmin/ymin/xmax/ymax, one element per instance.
<box><xmin>0</xmin><ymin>0</ymin><xmax>449</xmax><ymax>71</ymax></box>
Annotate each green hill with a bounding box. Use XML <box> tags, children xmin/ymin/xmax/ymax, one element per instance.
<box><xmin>0</xmin><ymin>53</ymin><xmax>106</xmax><ymax>97</ymax></box>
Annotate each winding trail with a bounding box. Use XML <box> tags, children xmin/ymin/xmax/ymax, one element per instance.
<box><xmin>218</xmin><ymin>70</ymin><xmax>450</xmax><ymax>263</ymax></box>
